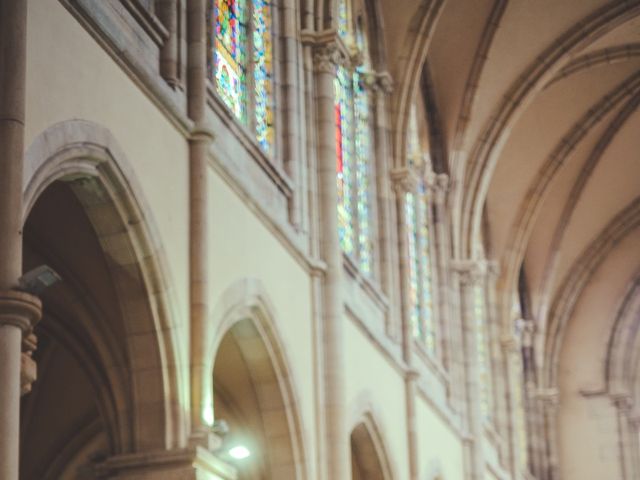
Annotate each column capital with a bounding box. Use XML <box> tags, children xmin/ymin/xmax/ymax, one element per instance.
<box><xmin>0</xmin><ymin>290</ymin><xmax>41</xmax><ymax>332</ymax></box>
<box><xmin>500</xmin><ymin>333</ymin><xmax>519</xmax><ymax>353</ymax></box>
<box><xmin>390</xmin><ymin>167</ymin><xmax>419</xmax><ymax>195</ymax></box>
<box><xmin>610</xmin><ymin>392</ymin><xmax>633</xmax><ymax>412</ymax></box>
<box><xmin>301</xmin><ymin>29</ymin><xmax>349</xmax><ymax>75</ymax></box>
<box><xmin>535</xmin><ymin>388</ymin><xmax>559</xmax><ymax>408</ymax></box>
<box><xmin>520</xmin><ymin>318</ymin><xmax>536</xmax><ymax>348</ymax></box>
<box><xmin>450</xmin><ymin>259</ymin><xmax>485</xmax><ymax>286</ymax></box>
<box><xmin>431</xmin><ymin>173</ymin><xmax>449</xmax><ymax>206</ymax></box>
<box><xmin>374</xmin><ymin>71</ymin><xmax>394</xmax><ymax>94</ymax></box>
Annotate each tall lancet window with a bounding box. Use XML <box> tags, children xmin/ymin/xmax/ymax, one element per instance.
<box><xmin>474</xmin><ymin>276</ymin><xmax>493</xmax><ymax>422</ymax></box>
<box><xmin>404</xmin><ymin>103</ymin><xmax>436</xmax><ymax>354</ymax></box>
<box><xmin>209</xmin><ymin>0</ymin><xmax>274</xmax><ymax>152</ymax></box>
<box><xmin>512</xmin><ymin>294</ymin><xmax>528</xmax><ymax>471</ymax></box>
<box><xmin>335</xmin><ymin>0</ymin><xmax>375</xmax><ymax>275</ymax></box>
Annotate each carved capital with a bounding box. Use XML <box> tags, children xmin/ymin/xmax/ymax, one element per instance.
<box><xmin>432</xmin><ymin>173</ymin><xmax>449</xmax><ymax>206</ymax></box>
<box><xmin>0</xmin><ymin>290</ymin><xmax>41</xmax><ymax>332</ymax></box>
<box><xmin>302</xmin><ymin>29</ymin><xmax>348</xmax><ymax>75</ymax></box>
<box><xmin>375</xmin><ymin>71</ymin><xmax>394</xmax><ymax>94</ymax></box>
<box><xmin>611</xmin><ymin>392</ymin><xmax>633</xmax><ymax>412</ymax></box>
<box><xmin>536</xmin><ymin>388</ymin><xmax>559</xmax><ymax>409</ymax></box>
<box><xmin>501</xmin><ymin>333</ymin><xmax>519</xmax><ymax>353</ymax></box>
<box><xmin>521</xmin><ymin>319</ymin><xmax>536</xmax><ymax>348</ymax></box>
<box><xmin>450</xmin><ymin>259</ymin><xmax>485</xmax><ymax>286</ymax></box>
<box><xmin>390</xmin><ymin>167</ymin><xmax>419</xmax><ymax>195</ymax></box>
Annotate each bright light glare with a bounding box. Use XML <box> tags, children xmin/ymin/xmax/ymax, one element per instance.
<box><xmin>228</xmin><ymin>445</ymin><xmax>251</xmax><ymax>460</ymax></box>
<box><xmin>202</xmin><ymin>404</ymin><xmax>214</xmax><ymax>427</ymax></box>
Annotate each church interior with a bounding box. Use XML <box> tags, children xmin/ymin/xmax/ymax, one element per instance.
<box><xmin>0</xmin><ymin>0</ymin><xmax>639</xmax><ymax>479</ymax></box>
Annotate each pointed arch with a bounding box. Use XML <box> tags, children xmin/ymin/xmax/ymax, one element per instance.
<box><xmin>21</xmin><ymin>119</ymin><xmax>185</xmax><ymax>452</ymax></box>
<box><xmin>349</xmin><ymin>410</ymin><xmax>395</xmax><ymax>480</ymax></box>
<box><xmin>208</xmin><ymin>278</ymin><xmax>308</xmax><ymax>480</ymax></box>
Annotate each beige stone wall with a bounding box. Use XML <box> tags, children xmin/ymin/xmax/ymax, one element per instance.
<box><xmin>24</xmin><ymin>0</ymin><xmax>191</xmax><ymax>356</ymax></box>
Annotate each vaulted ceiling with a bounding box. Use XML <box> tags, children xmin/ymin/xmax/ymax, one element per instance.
<box><xmin>381</xmin><ymin>0</ymin><xmax>640</xmax><ymax>391</ymax></box>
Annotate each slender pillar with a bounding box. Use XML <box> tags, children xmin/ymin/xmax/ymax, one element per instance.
<box><xmin>186</xmin><ymin>0</ymin><xmax>215</xmax><ymax>441</ymax></box>
<box><xmin>157</xmin><ymin>0</ymin><xmax>181</xmax><ymax>88</ymax></box>
<box><xmin>452</xmin><ymin>260</ymin><xmax>486</xmax><ymax>480</ymax></box>
<box><xmin>0</xmin><ymin>292</ymin><xmax>41</xmax><ymax>480</ymax></box>
<box><xmin>391</xmin><ymin>167</ymin><xmax>419</xmax><ymax>480</ymax></box>
<box><xmin>611</xmin><ymin>393</ymin><xmax>636</xmax><ymax>480</ymax></box>
<box><xmin>371</xmin><ymin>72</ymin><xmax>396</xmax><ymax>319</ymax></box>
<box><xmin>0</xmin><ymin>2</ymin><xmax>43</xmax><ymax>479</ymax></box>
<box><xmin>309</xmin><ymin>33</ymin><xmax>349</xmax><ymax>480</ymax></box>
<box><xmin>500</xmin><ymin>331</ymin><xmax>521</xmax><ymax>477</ymax></box>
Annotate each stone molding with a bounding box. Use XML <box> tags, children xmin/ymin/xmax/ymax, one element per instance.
<box><xmin>390</xmin><ymin>166</ymin><xmax>419</xmax><ymax>194</ymax></box>
<box><xmin>93</xmin><ymin>446</ymin><xmax>236</xmax><ymax>479</ymax></box>
<box><xmin>450</xmin><ymin>259</ymin><xmax>485</xmax><ymax>286</ymax></box>
<box><xmin>0</xmin><ymin>290</ymin><xmax>41</xmax><ymax>333</ymax></box>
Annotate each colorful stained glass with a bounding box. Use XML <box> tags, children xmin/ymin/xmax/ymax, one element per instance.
<box><xmin>354</xmin><ymin>72</ymin><xmax>373</xmax><ymax>274</ymax></box>
<box><xmin>214</xmin><ymin>0</ymin><xmax>246</xmax><ymax>120</ymax></box>
<box><xmin>333</xmin><ymin>1</ymin><xmax>375</xmax><ymax>274</ymax></box>
<box><xmin>474</xmin><ymin>284</ymin><xmax>492</xmax><ymax>421</ymax></box>
<box><xmin>337</xmin><ymin>0</ymin><xmax>348</xmax><ymax>38</ymax></box>
<box><xmin>419</xmin><ymin>185</ymin><xmax>435</xmax><ymax>353</ymax></box>
<box><xmin>335</xmin><ymin>66</ymin><xmax>355</xmax><ymax>256</ymax></box>
<box><xmin>253</xmin><ymin>0</ymin><xmax>273</xmax><ymax>152</ymax></box>
<box><xmin>405</xmin><ymin>192</ymin><xmax>421</xmax><ymax>338</ymax></box>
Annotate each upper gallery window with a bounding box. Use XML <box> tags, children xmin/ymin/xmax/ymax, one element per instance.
<box><xmin>405</xmin><ymin>103</ymin><xmax>437</xmax><ymax>355</ymax></box>
<box><xmin>208</xmin><ymin>0</ymin><xmax>274</xmax><ymax>153</ymax></box>
<box><xmin>335</xmin><ymin>0</ymin><xmax>376</xmax><ymax>276</ymax></box>
<box><xmin>474</xmin><ymin>276</ymin><xmax>495</xmax><ymax>423</ymax></box>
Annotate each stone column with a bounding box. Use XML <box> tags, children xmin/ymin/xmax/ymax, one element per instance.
<box><xmin>390</xmin><ymin>167</ymin><xmax>419</xmax><ymax>480</ymax></box>
<box><xmin>432</xmin><ymin>174</ymin><xmax>458</xmax><ymax>397</ymax></box>
<box><xmin>500</xmin><ymin>330</ymin><xmax>521</xmax><ymax>477</ymax></box>
<box><xmin>451</xmin><ymin>260</ymin><xmax>485</xmax><ymax>480</ymax></box>
<box><xmin>611</xmin><ymin>393</ymin><xmax>637</xmax><ymax>480</ymax></box>
<box><xmin>485</xmin><ymin>261</ymin><xmax>510</xmax><ymax>465</ymax></box>
<box><xmin>186</xmin><ymin>0</ymin><xmax>215</xmax><ymax>443</ymax></box>
<box><xmin>0</xmin><ymin>292</ymin><xmax>41</xmax><ymax>480</ymax></box>
<box><xmin>157</xmin><ymin>0</ymin><xmax>181</xmax><ymax>87</ymax></box>
<box><xmin>371</xmin><ymin>72</ymin><xmax>398</xmax><ymax>335</ymax></box>
<box><xmin>628</xmin><ymin>414</ymin><xmax>640</xmax><ymax>478</ymax></box>
<box><xmin>536</xmin><ymin>388</ymin><xmax>559</xmax><ymax>480</ymax></box>
<box><xmin>0</xmin><ymin>2</ymin><xmax>43</xmax><ymax>478</ymax></box>
<box><xmin>307</xmin><ymin>31</ymin><xmax>349</xmax><ymax>480</ymax></box>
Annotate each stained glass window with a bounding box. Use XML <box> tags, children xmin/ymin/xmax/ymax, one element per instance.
<box><xmin>210</xmin><ymin>0</ymin><xmax>274</xmax><ymax>152</ymax></box>
<box><xmin>334</xmin><ymin>0</ymin><xmax>376</xmax><ymax>275</ymax></box>
<box><xmin>474</xmin><ymin>284</ymin><xmax>493</xmax><ymax>421</ymax></box>
<box><xmin>405</xmin><ymin>182</ymin><xmax>436</xmax><ymax>355</ymax></box>
<box><xmin>335</xmin><ymin>66</ymin><xmax>355</xmax><ymax>256</ymax></box>
<box><xmin>405</xmin><ymin>191</ymin><xmax>421</xmax><ymax>338</ymax></box>
<box><xmin>252</xmin><ymin>0</ymin><xmax>273</xmax><ymax>151</ymax></box>
<box><xmin>213</xmin><ymin>0</ymin><xmax>246</xmax><ymax>120</ymax></box>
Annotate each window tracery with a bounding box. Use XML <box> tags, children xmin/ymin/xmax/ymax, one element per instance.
<box><xmin>474</xmin><ymin>275</ymin><xmax>493</xmax><ymax>423</ymax></box>
<box><xmin>335</xmin><ymin>0</ymin><xmax>375</xmax><ymax>275</ymax></box>
<box><xmin>209</xmin><ymin>0</ymin><xmax>274</xmax><ymax>152</ymax></box>
<box><xmin>404</xmin><ymin>104</ymin><xmax>436</xmax><ymax>354</ymax></box>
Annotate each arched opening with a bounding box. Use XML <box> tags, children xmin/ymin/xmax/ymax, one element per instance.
<box><xmin>18</xmin><ymin>121</ymin><xmax>182</xmax><ymax>478</ymax></box>
<box><xmin>212</xmin><ymin>316</ymin><xmax>303</xmax><ymax>480</ymax></box>
<box><xmin>350</xmin><ymin>417</ymin><xmax>393</xmax><ymax>480</ymax></box>
<box><xmin>20</xmin><ymin>180</ymin><xmax>131</xmax><ymax>478</ymax></box>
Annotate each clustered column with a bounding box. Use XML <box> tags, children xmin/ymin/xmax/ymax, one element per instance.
<box><xmin>452</xmin><ymin>260</ymin><xmax>486</xmax><ymax>480</ymax></box>
<box><xmin>611</xmin><ymin>393</ymin><xmax>638</xmax><ymax>479</ymax></box>
<box><xmin>391</xmin><ymin>166</ymin><xmax>420</xmax><ymax>480</ymax></box>
<box><xmin>309</xmin><ymin>33</ymin><xmax>350</xmax><ymax>480</ymax></box>
<box><xmin>0</xmin><ymin>1</ymin><xmax>43</xmax><ymax>479</ymax></box>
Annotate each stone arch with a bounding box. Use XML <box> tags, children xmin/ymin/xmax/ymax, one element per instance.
<box><xmin>606</xmin><ymin>276</ymin><xmax>640</xmax><ymax>399</ymax></box>
<box><xmin>208</xmin><ymin>278</ymin><xmax>308</xmax><ymax>480</ymax></box>
<box><xmin>349</xmin><ymin>410</ymin><xmax>395</xmax><ymax>480</ymax></box>
<box><xmin>460</xmin><ymin>1</ymin><xmax>640</xmax><ymax>260</ymax></box>
<box><xmin>21</xmin><ymin>119</ymin><xmax>185</xmax><ymax>453</ymax></box>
